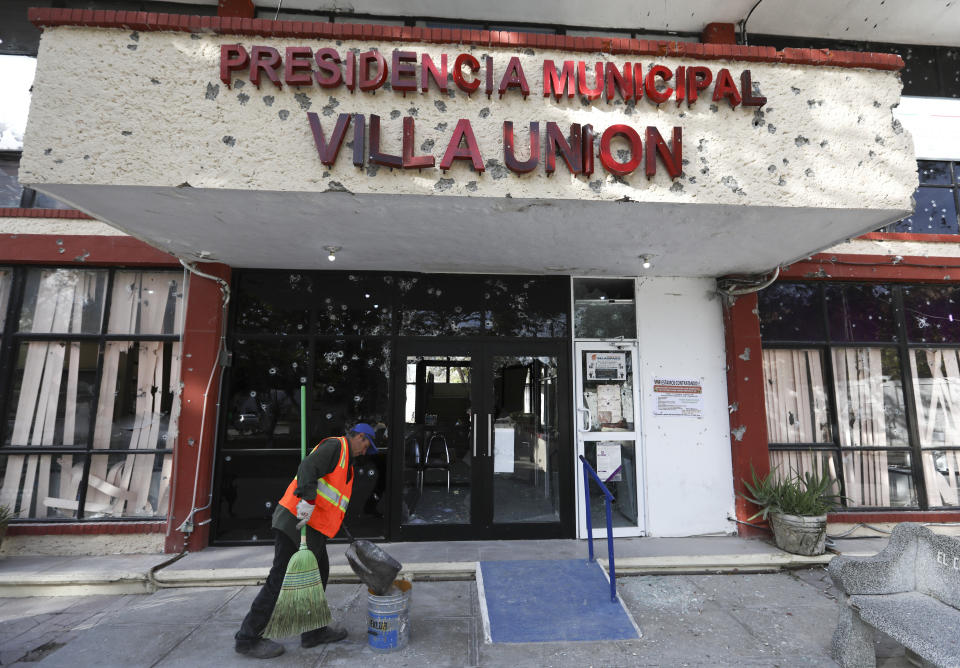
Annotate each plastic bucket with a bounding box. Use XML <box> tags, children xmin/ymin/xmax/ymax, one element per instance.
<box><xmin>367</xmin><ymin>579</ymin><xmax>411</xmax><ymax>652</ymax></box>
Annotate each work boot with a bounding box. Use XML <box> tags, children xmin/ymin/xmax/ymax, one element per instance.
<box><xmin>235</xmin><ymin>637</ymin><xmax>285</xmax><ymax>659</ymax></box>
<box><xmin>301</xmin><ymin>626</ymin><xmax>348</xmax><ymax>648</ymax></box>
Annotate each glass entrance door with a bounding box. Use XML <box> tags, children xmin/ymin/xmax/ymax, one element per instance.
<box><xmin>574</xmin><ymin>342</ymin><xmax>645</xmax><ymax>537</ymax></box>
<box><xmin>394</xmin><ymin>341</ymin><xmax>571</xmax><ymax>540</ymax></box>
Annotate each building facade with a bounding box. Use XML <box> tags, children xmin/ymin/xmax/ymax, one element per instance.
<box><xmin>0</xmin><ymin>0</ymin><xmax>956</xmax><ymax>554</ymax></box>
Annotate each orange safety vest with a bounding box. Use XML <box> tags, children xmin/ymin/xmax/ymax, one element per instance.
<box><xmin>278</xmin><ymin>436</ymin><xmax>353</xmax><ymax>538</ymax></box>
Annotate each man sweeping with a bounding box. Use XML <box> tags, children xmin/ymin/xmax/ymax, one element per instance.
<box><xmin>235</xmin><ymin>423</ymin><xmax>378</xmax><ymax>659</ymax></box>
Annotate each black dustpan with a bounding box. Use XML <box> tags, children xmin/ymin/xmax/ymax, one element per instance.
<box><xmin>342</xmin><ymin>526</ymin><xmax>402</xmax><ymax>595</ymax></box>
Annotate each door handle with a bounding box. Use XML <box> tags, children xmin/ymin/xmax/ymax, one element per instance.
<box><xmin>472</xmin><ymin>413</ymin><xmax>477</xmax><ymax>457</ymax></box>
<box><xmin>577</xmin><ymin>407</ymin><xmax>593</xmax><ymax>432</ymax></box>
<box><xmin>488</xmin><ymin>414</ymin><xmax>493</xmax><ymax>457</ymax></box>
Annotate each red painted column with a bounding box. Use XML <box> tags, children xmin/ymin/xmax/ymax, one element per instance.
<box><xmin>701</xmin><ymin>22</ymin><xmax>737</xmax><ymax>45</ymax></box>
<box><xmin>166</xmin><ymin>263</ymin><xmax>231</xmax><ymax>553</ymax></box>
<box><xmin>722</xmin><ymin>292</ymin><xmax>771</xmax><ymax>537</ymax></box>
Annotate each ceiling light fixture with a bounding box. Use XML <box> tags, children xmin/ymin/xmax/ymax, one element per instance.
<box><xmin>325</xmin><ymin>245</ymin><xmax>341</xmax><ymax>262</ymax></box>
<box><xmin>641</xmin><ymin>255</ymin><xmax>652</xmax><ymax>269</ymax></box>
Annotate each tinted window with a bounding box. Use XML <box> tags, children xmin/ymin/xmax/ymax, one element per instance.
<box><xmin>758</xmin><ymin>283</ymin><xmax>824</xmax><ymax>341</ymax></box>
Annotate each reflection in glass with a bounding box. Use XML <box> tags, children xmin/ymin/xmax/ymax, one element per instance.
<box><xmin>910</xmin><ymin>348</ymin><xmax>960</xmax><ymax>448</ymax></box>
<box><xmin>398</xmin><ymin>276</ymin><xmax>483</xmax><ymax>336</ymax></box>
<box><xmin>826</xmin><ymin>284</ymin><xmax>898</xmax><ymax>342</ymax></box>
<box><xmin>314</xmin><ymin>273</ymin><xmax>393</xmax><ymax>336</ymax></box>
<box><xmin>214</xmin><ymin>452</ymin><xmax>298</xmax><ymax>541</ymax></box>
<box><xmin>758</xmin><ymin>283</ymin><xmax>824</xmax><ymax>341</ymax></box>
<box><xmin>903</xmin><ymin>285</ymin><xmax>960</xmax><ymax>343</ymax></box>
<box><xmin>484</xmin><ymin>276</ymin><xmax>568</xmax><ymax>338</ymax></box>
<box><xmin>574</xmin><ymin>278</ymin><xmax>636</xmax><ymax>339</ymax></box>
<box><xmin>918</xmin><ymin>160</ymin><xmax>952</xmax><ymax>185</ymax></box>
<box><xmin>313</xmin><ymin>339</ymin><xmax>390</xmax><ymax>436</ymax></box>
<box><xmin>225</xmin><ymin>340</ymin><xmax>308</xmax><ymax>449</ymax></box>
<box><xmin>891</xmin><ymin>186</ymin><xmax>959</xmax><ymax>234</ymax></box>
<box><xmin>5</xmin><ymin>341</ymin><xmax>98</xmax><ymax>446</ymax></box>
<box><xmin>832</xmin><ymin>348</ymin><xmax>907</xmax><ymax>447</ymax></box>
<box><xmin>921</xmin><ymin>450</ymin><xmax>960</xmax><ymax>507</ymax></box>
<box><xmin>491</xmin><ymin>355</ymin><xmax>560</xmax><ymax>523</ymax></box>
<box><xmin>762</xmin><ymin>349</ymin><xmax>832</xmax><ymax>443</ymax></box>
<box><xmin>0</xmin><ymin>455</ymin><xmax>76</xmax><ymax>519</ymax></box>
<box><xmin>233</xmin><ymin>272</ymin><xmax>312</xmax><ymax>335</ymax></box>
<box><xmin>842</xmin><ymin>449</ymin><xmax>917</xmax><ymax>507</ymax></box>
<box><xmin>18</xmin><ymin>268</ymin><xmax>107</xmax><ymax>334</ymax></box>
<box><xmin>583</xmin><ymin>440</ymin><xmax>639</xmax><ymax>529</ymax></box>
<box><xmin>581</xmin><ymin>351</ymin><xmax>633</xmax><ymax>432</ymax></box>
<box><xmin>402</xmin><ymin>355</ymin><xmax>472</xmax><ymax>526</ymax></box>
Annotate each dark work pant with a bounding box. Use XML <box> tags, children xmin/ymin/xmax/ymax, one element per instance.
<box><xmin>236</xmin><ymin>528</ymin><xmax>330</xmax><ymax>645</ymax></box>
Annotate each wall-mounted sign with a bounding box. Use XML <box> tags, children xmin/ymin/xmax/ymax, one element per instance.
<box><xmin>586</xmin><ymin>352</ymin><xmax>627</xmax><ymax>381</ymax></box>
<box><xmin>652</xmin><ymin>377</ymin><xmax>703</xmax><ymax>417</ymax></box>
<box><xmin>219</xmin><ymin>45</ymin><xmax>766</xmax><ymax>180</ymax></box>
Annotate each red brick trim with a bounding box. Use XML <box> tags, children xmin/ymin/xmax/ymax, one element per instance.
<box><xmin>7</xmin><ymin>521</ymin><xmax>166</xmax><ymax>536</ymax></box>
<box><xmin>27</xmin><ymin>8</ymin><xmax>905</xmax><ymax>71</ymax></box>
<box><xmin>829</xmin><ymin>511</ymin><xmax>960</xmax><ymax>524</ymax></box>
<box><xmin>0</xmin><ymin>234</ymin><xmax>180</xmax><ymax>266</ymax></box>
<box><xmin>0</xmin><ymin>208</ymin><xmax>94</xmax><ymax>219</ymax></box>
<box><xmin>859</xmin><ymin>232</ymin><xmax>960</xmax><ymax>243</ymax></box>
<box><xmin>780</xmin><ymin>253</ymin><xmax>960</xmax><ymax>283</ymax></box>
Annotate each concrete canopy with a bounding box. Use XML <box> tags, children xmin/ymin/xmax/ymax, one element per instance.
<box><xmin>21</xmin><ymin>24</ymin><xmax>916</xmax><ymax>276</ymax></box>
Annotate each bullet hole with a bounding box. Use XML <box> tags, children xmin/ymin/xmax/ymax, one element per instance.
<box><xmin>434</xmin><ymin>100</ymin><xmax>447</xmax><ymax>112</ymax></box>
<box><xmin>44</xmin><ymin>148</ymin><xmax>52</xmax><ymax>155</ymax></box>
<box><xmin>857</xmin><ymin>115</ymin><xmax>864</xmax><ymax>124</ymax></box>
<box><xmin>127</xmin><ymin>44</ymin><xmax>138</xmax><ymax>51</ymax></box>
<box><xmin>326</xmin><ymin>181</ymin><xmax>348</xmax><ymax>192</ymax></box>
<box><xmin>681</xmin><ymin>158</ymin><xmax>689</xmax><ymax>166</ymax></box>
<box><xmin>752</xmin><ymin>108</ymin><xmax>765</xmax><ymax>127</ymax></box>
<box><xmin>805</xmin><ymin>168</ymin><xmax>815</xmax><ymax>177</ymax></box>
<box><xmin>698</xmin><ymin>138</ymin><xmax>708</xmax><ymax>152</ymax></box>
<box><xmin>322</xmin><ymin>97</ymin><xmax>339</xmax><ymax>116</ymax></box>
<box><xmin>150</xmin><ymin>78</ymin><xmax>161</xmax><ymax>85</ymax></box>
<box><xmin>390</xmin><ymin>110</ymin><xmax>401</xmax><ymax>119</ymax></box>
<box><xmin>53</xmin><ymin>159</ymin><xmax>63</xmax><ymax>164</ymax></box>
<box><xmin>421</xmin><ymin>138</ymin><xmax>435</xmax><ymax>152</ymax></box>
<box><xmin>791</xmin><ymin>86</ymin><xmax>801</xmax><ymax>94</ymax></box>
<box><xmin>465</xmin><ymin>181</ymin><xmax>478</xmax><ymax>192</ymax></box>
<box><xmin>485</xmin><ymin>159</ymin><xmax>508</xmax><ymax>180</ymax></box>
<box><xmin>523</xmin><ymin>48</ymin><xmax>534</xmax><ymax>56</ymax></box>
<box><xmin>237</xmin><ymin>92</ymin><xmax>249</xmax><ymax>105</ymax></box>
<box><xmin>700</xmin><ymin>167</ymin><xmax>710</xmax><ymax>175</ymax></box>
<box><xmin>83</xmin><ymin>155</ymin><xmax>89</xmax><ymax>160</ymax></box>
<box><xmin>892</xmin><ymin>118</ymin><xmax>904</xmax><ymax>134</ymax></box>
<box><xmin>670</xmin><ymin>181</ymin><xmax>684</xmax><ymax>192</ymax></box>
<box><xmin>407</xmin><ymin>107</ymin><xmax>418</xmax><ymax>116</ymax></box>
<box><xmin>262</xmin><ymin>95</ymin><xmax>274</xmax><ymax>106</ymax></box>
<box><xmin>382</xmin><ymin>79</ymin><xmax>392</xmax><ymax>91</ymax></box>
<box><xmin>278</xmin><ymin>110</ymin><xmax>290</xmax><ymax>120</ymax></box>
<box><xmin>617</xmin><ymin>149</ymin><xmax>630</xmax><ymax>161</ymax></box>
<box><xmin>345</xmin><ymin>140</ymin><xmax>354</xmax><ymax>150</ymax></box>
<box><xmin>129</xmin><ymin>31</ymin><xmax>139</xmax><ymax>42</ymax></box>
<box><xmin>820</xmin><ymin>140</ymin><xmax>829</xmax><ymax>147</ymax></box>
<box><xmin>434</xmin><ymin>177</ymin><xmax>455</xmax><ymax>191</ymax></box>
<box><xmin>121</xmin><ymin>130</ymin><xmax>133</xmax><ymax>136</ymax></box>
<box><xmin>479</xmin><ymin>107</ymin><xmax>490</xmax><ymax>118</ymax></box>
<box><xmin>294</xmin><ymin>93</ymin><xmax>312</xmax><ymax>110</ymax></box>
<box><xmin>589</xmin><ymin>180</ymin><xmax>603</xmax><ymax>192</ymax></box>
<box><xmin>366</xmin><ymin>163</ymin><xmax>380</xmax><ymax>177</ymax></box>
<box><xmin>875</xmin><ymin>135</ymin><xmax>885</xmax><ymax>145</ymax></box>
<box><xmin>778</xmin><ymin>176</ymin><xmax>786</xmax><ymax>186</ymax></box>
<box><xmin>709</xmin><ymin>104</ymin><xmax>719</xmax><ymax>112</ymax></box>
<box><xmin>768</xmin><ymin>165</ymin><xmax>777</xmax><ymax>173</ymax></box>
<box><xmin>806</xmin><ymin>99</ymin><xmax>823</xmax><ymax>107</ymax></box>
<box><xmin>435</xmin><ymin>122</ymin><xmax>448</xmax><ymax>131</ymax></box>
<box><xmin>191</xmin><ymin>33</ymin><xmax>201</xmax><ymax>40</ymax></box>
<box><xmin>767</xmin><ymin>123</ymin><xmax>777</xmax><ymax>134</ymax></box>
<box><xmin>322</xmin><ymin>171</ymin><xmax>330</xmax><ymax>178</ymax></box>
<box><xmin>678</xmin><ymin>111</ymin><xmax>686</xmax><ymax>118</ymax></box>
<box><xmin>222</xmin><ymin>136</ymin><xmax>236</xmax><ymax>146</ymax></box>
<box><xmin>783</xmin><ymin>157</ymin><xmax>789</xmax><ymax>165</ymax></box>
<box><xmin>234</xmin><ymin>80</ymin><xmax>245</xmax><ymax>89</ymax></box>
<box><xmin>688</xmin><ymin>176</ymin><xmax>697</xmax><ymax>184</ymax></box>
<box><xmin>869</xmin><ymin>150</ymin><xmax>876</xmax><ymax>157</ymax></box>
<box><xmin>580</xmin><ymin>96</ymin><xmax>592</xmax><ymax>107</ymax></box>
<box><xmin>721</xmin><ymin>175</ymin><xmax>745</xmax><ymax>196</ymax></box>
<box><xmin>795</xmin><ymin>135</ymin><xmax>809</xmax><ymax>146</ymax></box>
<box><xmin>873</xmin><ymin>100</ymin><xmax>882</xmax><ymax>108</ymax></box>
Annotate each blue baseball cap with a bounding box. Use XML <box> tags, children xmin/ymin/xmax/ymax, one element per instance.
<box><xmin>352</xmin><ymin>423</ymin><xmax>378</xmax><ymax>454</ymax></box>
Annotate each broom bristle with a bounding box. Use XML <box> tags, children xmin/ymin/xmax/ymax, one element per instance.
<box><xmin>262</xmin><ymin>548</ymin><xmax>332</xmax><ymax>639</ymax></box>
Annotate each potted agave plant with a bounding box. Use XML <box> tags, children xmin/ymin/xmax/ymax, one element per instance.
<box><xmin>741</xmin><ymin>464</ymin><xmax>839</xmax><ymax>556</ymax></box>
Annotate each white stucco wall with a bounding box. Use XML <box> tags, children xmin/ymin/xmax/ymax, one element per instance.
<box><xmin>636</xmin><ymin>276</ymin><xmax>734</xmax><ymax>536</ymax></box>
<box><xmin>22</xmin><ymin>26</ymin><xmax>915</xmax><ymax>211</ymax></box>
<box><xmin>0</xmin><ymin>217</ymin><xmax>126</xmax><ymax>235</ymax></box>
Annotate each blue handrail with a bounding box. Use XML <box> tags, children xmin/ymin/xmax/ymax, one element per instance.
<box><xmin>579</xmin><ymin>454</ymin><xmax>617</xmax><ymax>603</ymax></box>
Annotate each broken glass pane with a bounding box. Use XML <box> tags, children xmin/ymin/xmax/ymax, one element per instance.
<box><xmin>903</xmin><ymin>285</ymin><xmax>960</xmax><ymax>343</ymax></box>
<box><xmin>758</xmin><ymin>282</ymin><xmax>824</xmax><ymax>342</ymax></box>
<box><xmin>825</xmin><ymin>283</ymin><xmax>898</xmax><ymax>342</ymax></box>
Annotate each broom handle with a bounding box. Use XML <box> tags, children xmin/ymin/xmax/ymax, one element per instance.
<box><xmin>300</xmin><ymin>384</ymin><xmax>307</xmax><ymax>545</ymax></box>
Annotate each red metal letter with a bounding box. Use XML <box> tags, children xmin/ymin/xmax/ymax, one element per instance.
<box><xmin>369</xmin><ymin>114</ymin><xmax>402</xmax><ymax>168</ymax></box>
<box><xmin>359</xmin><ymin>51</ymin><xmax>388</xmax><ymax>91</ymax></box>
<box><xmin>543</xmin><ymin>60</ymin><xmax>576</xmax><ymax>100</ymax></box>
<box><xmin>644</xmin><ymin>65</ymin><xmax>673</xmax><ymax>104</ymax></box>
<box><xmin>675</xmin><ymin>66</ymin><xmax>686</xmax><ymax>105</ymax></box>
<box><xmin>545</xmin><ymin>122</ymin><xmax>583</xmax><ymax>175</ymax></box>
<box><xmin>220</xmin><ymin>44</ymin><xmax>249</xmax><ymax>88</ymax></box>
<box><xmin>352</xmin><ymin>114</ymin><xmax>365</xmax><ymax>167</ymax></box>
<box><xmin>686</xmin><ymin>66</ymin><xmax>714</xmax><ymax>106</ymax></box>
<box><xmin>599</xmin><ymin>125</ymin><xmax>642</xmax><ymax>176</ymax></box>
<box><xmin>314</xmin><ymin>48</ymin><xmax>342</xmax><ymax>88</ymax></box>
<box><xmin>485</xmin><ymin>56</ymin><xmax>493</xmax><ymax>98</ymax></box>
<box><xmin>578</xmin><ymin>62</ymin><xmax>603</xmax><ymax>101</ymax></box>
<box><xmin>582</xmin><ymin>124</ymin><xmax>595</xmax><ymax>176</ymax></box>
<box><xmin>453</xmin><ymin>54</ymin><xmax>480</xmax><ymax>94</ymax></box>
<box><xmin>391</xmin><ymin>51</ymin><xmax>418</xmax><ymax>93</ymax></box>
<box><xmin>402</xmin><ymin>116</ymin><xmax>435</xmax><ymax>169</ymax></box>
<box><xmin>307</xmin><ymin>112</ymin><xmax>351</xmax><ymax>166</ymax></box>
<box><xmin>604</xmin><ymin>63</ymin><xmax>633</xmax><ymax>102</ymax></box>
<box><xmin>498</xmin><ymin>57</ymin><xmax>529</xmax><ymax>99</ymax></box>
<box><xmin>345</xmin><ymin>51</ymin><xmax>356</xmax><ymax>92</ymax></box>
<box><xmin>645</xmin><ymin>126</ymin><xmax>682</xmax><ymax>180</ymax></box>
<box><xmin>250</xmin><ymin>46</ymin><xmax>282</xmax><ymax>89</ymax></box>
<box><xmin>503</xmin><ymin>121</ymin><xmax>540</xmax><ymax>174</ymax></box>
<box><xmin>421</xmin><ymin>54</ymin><xmax>448</xmax><ymax>94</ymax></box>
<box><xmin>712</xmin><ymin>68</ymin><xmax>741</xmax><ymax>108</ymax></box>
<box><xmin>284</xmin><ymin>46</ymin><xmax>313</xmax><ymax>87</ymax></box>
<box><xmin>440</xmin><ymin>120</ymin><xmax>485</xmax><ymax>172</ymax></box>
<box><xmin>740</xmin><ymin>70</ymin><xmax>767</xmax><ymax>107</ymax></box>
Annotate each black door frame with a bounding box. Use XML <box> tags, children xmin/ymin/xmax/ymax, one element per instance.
<box><xmin>390</xmin><ymin>337</ymin><xmax>574</xmax><ymax>541</ymax></box>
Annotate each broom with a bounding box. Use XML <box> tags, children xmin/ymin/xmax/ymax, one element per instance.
<box><xmin>262</xmin><ymin>385</ymin><xmax>332</xmax><ymax>639</ymax></box>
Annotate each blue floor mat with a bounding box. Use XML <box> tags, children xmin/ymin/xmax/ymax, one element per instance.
<box><xmin>477</xmin><ymin>559</ymin><xmax>640</xmax><ymax>643</ymax></box>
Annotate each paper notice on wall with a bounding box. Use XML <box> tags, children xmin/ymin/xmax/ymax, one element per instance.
<box><xmin>586</xmin><ymin>352</ymin><xmax>626</xmax><ymax>381</ymax></box>
<box><xmin>596</xmin><ymin>442</ymin><xmax>622</xmax><ymax>482</ymax></box>
<box><xmin>652</xmin><ymin>378</ymin><xmax>703</xmax><ymax>417</ymax></box>
<box><xmin>597</xmin><ymin>384</ymin><xmax>622</xmax><ymax>425</ymax></box>
<box><xmin>493</xmin><ymin>427</ymin><xmax>515</xmax><ymax>473</ymax></box>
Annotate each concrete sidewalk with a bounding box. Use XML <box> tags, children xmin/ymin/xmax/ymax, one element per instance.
<box><xmin>0</xmin><ymin>534</ymin><xmax>876</xmax><ymax>598</ymax></box>
<box><xmin>0</xmin><ymin>566</ymin><xmax>913</xmax><ymax>667</ymax></box>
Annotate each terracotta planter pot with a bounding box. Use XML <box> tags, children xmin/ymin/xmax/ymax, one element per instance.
<box><xmin>769</xmin><ymin>512</ymin><xmax>827</xmax><ymax>556</ymax></box>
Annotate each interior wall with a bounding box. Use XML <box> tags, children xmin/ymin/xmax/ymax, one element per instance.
<box><xmin>636</xmin><ymin>276</ymin><xmax>735</xmax><ymax>536</ymax></box>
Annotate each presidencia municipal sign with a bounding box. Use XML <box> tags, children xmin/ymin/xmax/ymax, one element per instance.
<box><xmin>220</xmin><ymin>44</ymin><xmax>767</xmax><ymax>180</ymax></box>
